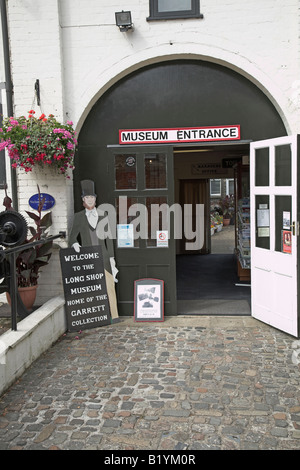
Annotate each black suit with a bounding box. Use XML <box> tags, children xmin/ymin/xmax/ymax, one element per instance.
<box><xmin>68</xmin><ymin>210</ymin><xmax>114</xmax><ymax>273</ymax></box>
<box><xmin>68</xmin><ymin>209</ymin><xmax>119</xmax><ymax>320</ymax></box>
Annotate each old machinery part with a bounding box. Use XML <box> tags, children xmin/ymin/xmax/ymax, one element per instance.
<box><xmin>0</xmin><ymin>210</ymin><xmax>28</xmax><ymax>247</ymax></box>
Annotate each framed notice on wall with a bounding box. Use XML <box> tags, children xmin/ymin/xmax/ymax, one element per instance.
<box><xmin>134</xmin><ymin>278</ymin><xmax>164</xmax><ymax>322</ymax></box>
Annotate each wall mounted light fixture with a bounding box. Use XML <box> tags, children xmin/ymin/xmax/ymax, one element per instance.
<box><xmin>115</xmin><ymin>11</ymin><xmax>133</xmax><ymax>32</ymax></box>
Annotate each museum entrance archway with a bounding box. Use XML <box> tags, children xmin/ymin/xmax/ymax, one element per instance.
<box><xmin>76</xmin><ymin>58</ymin><xmax>287</xmax><ymax>317</ymax></box>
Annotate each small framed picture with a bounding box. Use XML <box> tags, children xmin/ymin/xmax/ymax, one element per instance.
<box><xmin>134</xmin><ymin>279</ymin><xmax>164</xmax><ymax>322</ymax></box>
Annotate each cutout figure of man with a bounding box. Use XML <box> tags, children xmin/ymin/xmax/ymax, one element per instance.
<box><xmin>68</xmin><ymin>180</ymin><xmax>119</xmax><ymax>320</ymax></box>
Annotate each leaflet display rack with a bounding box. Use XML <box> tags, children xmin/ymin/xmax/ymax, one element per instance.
<box><xmin>236</xmin><ymin>197</ymin><xmax>251</xmax><ymax>281</ymax></box>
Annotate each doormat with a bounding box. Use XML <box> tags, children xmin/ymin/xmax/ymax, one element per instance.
<box><xmin>177</xmin><ymin>299</ymin><xmax>251</xmax><ymax>316</ymax></box>
<box><xmin>176</xmin><ymin>253</ymin><xmax>251</xmax><ymax>302</ymax></box>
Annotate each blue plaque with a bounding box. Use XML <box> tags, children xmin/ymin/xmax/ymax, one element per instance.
<box><xmin>29</xmin><ymin>193</ymin><xmax>55</xmax><ymax>211</ymax></box>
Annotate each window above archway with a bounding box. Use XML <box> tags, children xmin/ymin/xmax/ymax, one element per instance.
<box><xmin>147</xmin><ymin>0</ymin><xmax>203</xmax><ymax>21</ymax></box>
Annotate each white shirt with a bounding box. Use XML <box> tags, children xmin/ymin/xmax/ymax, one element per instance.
<box><xmin>85</xmin><ymin>208</ymin><xmax>98</xmax><ymax>229</ymax></box>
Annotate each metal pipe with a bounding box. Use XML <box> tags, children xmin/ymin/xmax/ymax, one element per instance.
<box><xmin>10</xmin><ymin>252</ymin><xmax>17</xmax><ymax>330</ymax></box>
<box><xmin>2</xmin><ymin>231</ymin><xmax>66</xmax><ymax>256</ymax></box>
<box><xmin>0</xmin><ymin>0</ymin><xmax>18</xmax><ymax>211</ymax></box>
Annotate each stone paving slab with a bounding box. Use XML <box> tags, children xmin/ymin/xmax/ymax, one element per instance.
<box><xmin>0</xmin><ymin>315</ymin><xmax>300</xmax><ymax>450</ymax></box>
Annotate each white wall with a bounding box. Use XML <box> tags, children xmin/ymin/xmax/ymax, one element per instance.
<box><xmin>0</xmin><ymin>296</ymin><xmax>66</xmax><ymax>396</ymax></box>
<box><xmin>6</xmin><ymin>0</ymin><xmax>300</xmax><ymax>134</ymax></box>
<box><xmin>0</xmin><ymin>7</ymin><xmax>10</xmax><ymax>194</ymax></box>
<box><xmin>58</xmin><ymin>0</ymin><xmax>300</xmax><ymax>134</ymax></box>
<box><xmin>3</xmin><ymin>0</ymin><xmax>300</xmax><ymax>303</ymax></box>
<box><xmin>4</xmin><ymin>0</ymin><xmax>71</xmax><ymax>303</ymax></box>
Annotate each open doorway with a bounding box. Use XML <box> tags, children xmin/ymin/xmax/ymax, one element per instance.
<box><xmin>174</xmin><ymin>146</ymin><xmax>251</xmax><ymax>315</ymax></box>
<box><xmin>210</xmin><ymin>178</ymin><xmax>235</xmax><ymax>255</ymax></box>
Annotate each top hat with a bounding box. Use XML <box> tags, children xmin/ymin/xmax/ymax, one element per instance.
<box><xmin>81</xmin><ymin>180</ymin><xmax>97</xmax><ymax>198</ymax></box>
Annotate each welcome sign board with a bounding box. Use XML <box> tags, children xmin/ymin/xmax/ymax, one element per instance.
<box><xmin>119</xmin><ymin>125</ymin><xmax>240</xmax><ymax>145</ymax></box>
<box><xmin>60</xmin><ymin>245</ymin><xmax>111</xmax><ymax>331</ymax></box>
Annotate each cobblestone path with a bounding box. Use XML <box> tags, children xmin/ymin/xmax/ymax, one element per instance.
<box><xmin>0</xmin><ymin>319</ymin><xmax>300</xmax><ymax>450</ymax></box>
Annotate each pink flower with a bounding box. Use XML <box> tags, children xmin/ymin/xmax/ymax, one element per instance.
<box><xmin>0</xmin><ymin>141</ymin><xmax>8</xmax><ymax>151</ymax></box>
<box><xmin>9</xmin><ymin>118</ymin><xmax>19</xmax><ymax>126</ymax></box>
<box><xmin>1</xmin><ymin>112</ymin><xmax>76</xmax><ymax>178</ymax></box>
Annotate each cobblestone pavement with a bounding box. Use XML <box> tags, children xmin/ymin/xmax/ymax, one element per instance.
<box><xmin>0</xmin><ymin>316</ymin><xmax>300</xmax><ymax>451</ymax></box>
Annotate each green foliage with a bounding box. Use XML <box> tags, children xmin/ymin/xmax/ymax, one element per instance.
<box><xmin>14</xmin><ymin>186</ymin><xmax>53</xmax><ymax>287</ymax></box>
<box><xmin>221</xmin><ymin>195</ymin><xmax>235</xmax><ymax>218</ymax></box>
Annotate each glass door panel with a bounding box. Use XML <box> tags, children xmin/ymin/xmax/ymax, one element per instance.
<box><xmin>255</xmin><ymin>195</ymin><xmax>270</xmax><ymax>250</ymax></box>
<box><xmin>146</xmin><ymin>196</ymin><xmax>168</xmax><ymax>247</ymax></box>
<box><xmin>275</xmin><ymin>144</ymin><xmax>291</xmax><ymax>186</ymax></box>
<box><xmin>255</xmin><ymin>147</ymin><xmax>269</xmax><ymax>186</ymax></box>
<box><xmin>115</xmin><ymin>154</ymin><xmax>137</xmax><ymax>190</ymax></box>
<box><xmin>145</xmin><ymin>153</ymin><xmax>167</xmax><ymax>189</ymax></box>
<box><xmin>275</xmin><ymin>195</ymin><xmax>292</xmax><ymax>253</ymax></box>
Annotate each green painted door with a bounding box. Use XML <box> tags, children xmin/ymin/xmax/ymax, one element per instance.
<box><xmin>109</xmin><ymin>146</ymin><xmax>176</xmax><ymax>316</ymax></box>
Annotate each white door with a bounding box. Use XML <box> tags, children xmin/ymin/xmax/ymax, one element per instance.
<box><xmin>250</xmin><ymin>135</ymin><xmax>299</xmax><ymax>337</ymax></box>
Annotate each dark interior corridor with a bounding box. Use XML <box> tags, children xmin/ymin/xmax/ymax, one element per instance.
<box><xmin>176</xmin><ymin>253</ymin><xmax>251</xmax><ymax>315</ymax></box>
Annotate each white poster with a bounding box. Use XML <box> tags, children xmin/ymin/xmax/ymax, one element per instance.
<box><xmin>134</xmin><ymin>280</ymin><xmax>165</xmax><ymax>322</ymax></box>
<box><xmin>257</xmin><ymin>209</ymin><xmax>270</xmax><ymax>227</ymax></box>
<box><xmin>117</xmin><ymin>224</ymin><xmax>134</xmax><ymax>247</ymax></box>
<box><xmin>283</xmin><ymin>211</ymin><xmax>291</xmax><ymax>230</ymax></box>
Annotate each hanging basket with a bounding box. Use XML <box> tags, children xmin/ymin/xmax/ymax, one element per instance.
<box><xmin>0</xmin><ymin>111</ymin><xmax>77</xmax><ymax>178</ymax></box>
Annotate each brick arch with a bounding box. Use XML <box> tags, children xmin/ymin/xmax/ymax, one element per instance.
<box><xmin>75</xmin><ymin>48</ymin><xmax>290</xmax><ymax>136</ymax></box>
<box><xmin>73</xmin><ymin>58</ymin><xmax>286</xmax><ymax>210</ymax></box>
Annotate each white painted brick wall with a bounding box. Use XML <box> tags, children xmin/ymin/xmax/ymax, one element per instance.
<box><xmin>1</xmin><ymin>0</ymin><xmax>300</xmax><ymax>304</ymax></box>
<box><xmin>16</xmin><ymin>165</ymin><xmax>73</xmax><ymax>304</ymax></box>
<box><xmin>7</xmin><ymin>0</ymin><xmax>64</xmax><ymax>118</ymax></box>
<box><xmin>6</xmin><ymin>0</ymin><xmax>300</xmax><ymax>133</ymax></box>
<box><xmin>57</xmin><ymin>0</ymin><xmax>300</xmax><ymax>133</ymax></box>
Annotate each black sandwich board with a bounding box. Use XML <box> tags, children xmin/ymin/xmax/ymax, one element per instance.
<box><xmin>59</xmin><ymin>245</ymin><xmax>111</xmax><ymax>331</ymax></box>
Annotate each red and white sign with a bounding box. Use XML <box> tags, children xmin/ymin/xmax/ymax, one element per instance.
<box><xmin>156</xmin><ymin>230</ymin><xmax>168</xmax><ymax>247</ymax></box>
<box><xmin>119</xmin><ymin>125</ymin><xmax>240</xmax><ymax>145</ymax></box>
